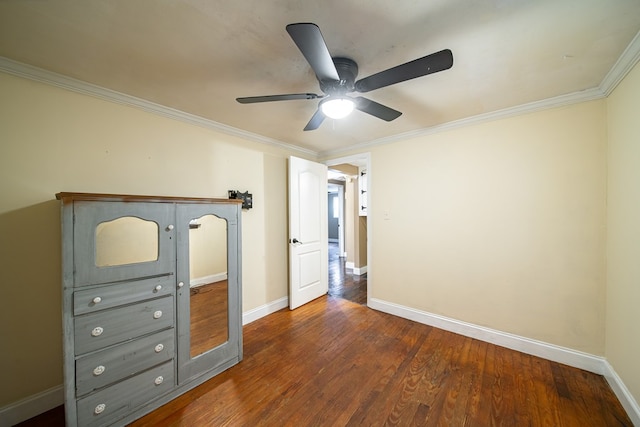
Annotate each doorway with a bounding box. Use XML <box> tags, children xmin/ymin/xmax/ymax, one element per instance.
<box><xmin>326</xmin><ymin>153</ymin><xmax>370</xmax><ymax>306</ymax></box>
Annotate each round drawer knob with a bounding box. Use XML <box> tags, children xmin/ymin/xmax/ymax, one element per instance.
<box><xmin>92</xmin><ymin>296</ymin><xmax>102</xmax><ymax>304</ymax></box>
<box><xmin>93</xmin><ymin>365</ymin><xmax>105</xmax><ymax>376</ymax></box>
<box><xmin>154</xmin><ymin>343</ymin><xmax>164</xmax><ymax>353</ymax></box>
<box><xmin>166</xmin><ymin>224</ymin><xmax>174</xmax><ymax>231</ymax></box>
<box><xmin>155</xmin><ymin>285</ymin><xmax>162</xmax><ymax>292</ymax></box>
<box><xmin>94</xmin><ymin>403</ymin><xmax>106</xmax><ymax>414</ymax></box>
<box><xmin>153</xmin><ymin>310</ymin><xmax>163</xmax><ymax>319</ymax></box>
<box><xmin>91</xmin><ymin>327</ymin><xmax>104</xmax><ymax>337</ymax></box>
<box><xmin>154</xmin><ymin>376</ymin><xmax>164</xmax><ymax>385</ymax></box>
<box><xmin>178</xmin><ymin>282</ymin><xmax>184</xmax><ymax>288</ymax></box>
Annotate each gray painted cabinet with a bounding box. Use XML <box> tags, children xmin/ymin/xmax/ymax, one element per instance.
<box><xmin>57</xmin><ymin>193</ymin><xmax>243</xmax><ymax>427</ymax></box>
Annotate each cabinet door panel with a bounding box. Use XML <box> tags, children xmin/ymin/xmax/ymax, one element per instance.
<box><xmin>176</xmin><ymin>203</ymin><xmax>242</xmax><ymax>384</ymax></box>
<box><xmin>73</xmin><ymin>201</ymin><xmax>175</xmax><ymax>286</ymax></box>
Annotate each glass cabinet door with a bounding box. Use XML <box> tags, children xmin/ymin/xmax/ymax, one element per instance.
<box><xmin>176</xmin><ymin>203</ymin><xmax>241</xmax><ymax>384</ymax></box>
<box><xmin>73</xmin><ymin>201</ymin><xmax>175</xmax><ymax>286</ymax></box>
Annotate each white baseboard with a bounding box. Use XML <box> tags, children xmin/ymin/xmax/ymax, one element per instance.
<box><xmin>0</xmin><ymin>385</ymin><xmax>63</xmax><ymax>427</ymax></box>
<box><xmin>344</xmin><ymin>262</ymin><xmax>367</xmax><ymax>275</ymax></box>
<box><xmin>602</xmin><ymin>360</ymin><xmax>640</xmax><ymax>426</ymax></box>
<box><xmin>369</xmin><ymin>299</ymin><xmax>640</xmax><ymax>421</ymax></box>
<box><xmin>368</xmin><ymin>298</ymin><xmax>607</xmax><ymax>375</ymax></box>
<box><xmin>8</xmin><ymin>296</ymin><xmax>637</xmax><ymax>426</ymax></box>
<box><xmin>190</xmin><ymin>272</ymin><xmax>227</xmax><ymax>288</ymax></box>
<box><xmin>353</xmin><ymin>265</ymin><xmax>367</xmax><ymax>275</ymax></box>
<box><xmin>242</xmin><ymin>296</ymin><xmax>289</xmax><ymax>325</ymax></box>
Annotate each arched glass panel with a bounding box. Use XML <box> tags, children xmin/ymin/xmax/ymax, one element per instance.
<box><xmin>95</xmin><ymin>216</ymin><xmax>158</xmax><ymax>267</ymax></box>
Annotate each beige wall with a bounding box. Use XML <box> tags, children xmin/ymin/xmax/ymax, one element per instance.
<box><xmin>369</xmin><ymin>100</ymin><xmax>608</xmax><ymax>354</ymax></box>
<box><xmin>345</xmin><ymin>177</ymin><xmax>356</xmax><ymax>265</ymax></box>
<box><xmin>3</xmin><ymin>61</ymin><xmax>639</xmax><ymax>413</ymax></box>
<box><xmin>189</xmin><ymin>214</ymin><xmax>227</xmax><ymax>281</ymax></box>
<box><xmin>358</xmin><ymin>217</ymin><xmax>367</xmax><ymax>269</ymax></box>
<box><xmin>0</xmin><ymin>72</ymin><xmax>293</xmax><ymax>406</ymax></box>
<box><xmin>606</xmin><ymin>60</ymin><xmax>640</xmax><ymax>404</ymax></box>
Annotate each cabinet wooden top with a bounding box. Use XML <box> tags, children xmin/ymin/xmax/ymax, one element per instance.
<box><xmin>56</xmin><ymin>192</ymin><xmax>243</xmax><ymax>205</ymax></box>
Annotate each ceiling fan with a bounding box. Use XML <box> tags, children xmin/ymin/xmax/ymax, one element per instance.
<box><xmin>236</xmin><ymin>23</ymin><xmax>453</xmax><ymax>131</ymax></box>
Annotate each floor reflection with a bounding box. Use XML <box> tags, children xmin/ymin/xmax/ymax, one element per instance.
<box><xmin>327</xmin><ymin>242</ymin><xmax>367</xmax><ymax>305</ymax></box>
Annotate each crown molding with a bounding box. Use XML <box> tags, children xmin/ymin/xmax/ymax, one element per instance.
<box><xmin>320</xmin><ymin>29</ymin><xmax>640</xmax><ymax>158</ymax></box>
<box><xmin>0</xmin><ymin>56</ymin><xmax>317</xmax><ymax>158</ymax></box>
<box><xmin>4</xmin><ymin>26</ymin><xmax>639</xmax><ymax>161</ymax></box>
<box><xmin>600</xmin><ymin>29</ymin><xmax>640</xmax><ymax>96</ymax></box>
<box><xmin>320</xmin><ymin>87</ymin><xmax>605</xmax><ymax>157</ymax></box>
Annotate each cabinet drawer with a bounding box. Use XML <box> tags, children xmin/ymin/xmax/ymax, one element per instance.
<box><xmin>75</xmin><ymin>296</ymin><xmax>173</xmax><ymax>355</ymax></box>
<box><xmin>74</xmin><ymin>276</ymin><xmax>174</xmax><ymax>316</ymax></box>
<box><xmin>77</xmin><ymin>360</ymin><xmax>174</xmax><ymax>427</ymax></box>
<box><xmin>76</xmin><ymin>328</ymin><xmax>174</xmax><ymax>396</ymax></box>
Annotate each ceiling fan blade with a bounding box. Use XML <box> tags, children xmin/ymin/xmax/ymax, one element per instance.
<box><xmin>236</xmin><ymin>93</ymin><xmax>322</xmax><ymax>104</ymax></box>
<box><xmin>303</xmin><ymin>108</ymin><xmax>326</xmax><ymax>131</ymax></box>
<box><xmin>355</xmin><ymin>49</ymin><xmax>453</xmax><ymax>93</ymax></box>
<box><xmin>286</xmin><ymin>23</ymin><xmax>340</xmax><ymax>83</ymax></box>
<box><xmin>354</xmin><ymin>97</ymin><xmax>402</xmax><ymax>121</ymax></box>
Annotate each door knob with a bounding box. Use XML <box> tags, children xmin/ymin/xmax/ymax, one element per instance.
<box><xmin>290</xmin><ymin>238</ymin><xmax>302</xmax><ymax>244</ymax></box>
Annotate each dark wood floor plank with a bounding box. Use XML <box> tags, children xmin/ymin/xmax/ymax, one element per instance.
<box><xmin>436</xmin><ymin>335</ymin><xmax>475</xmax><ymax>426</ymax></box>
<box><xmin>460</xmin><ymin>338</ymin><xmax>489</xmax><ymax>426</ymax></box>
<box><xmin>472</xmin><ymin>338</ymin><xmax>497</xmax><ymax>426</ymax></box>
<box><xmin>381</xmin><ymin>329</ymin><xmax>438</xmax><ymax>425</ymax></box>
<box><xmin>551</xmin><ymin>362</ymin><xmax>587</xmax><ymax>427</ymax></box>
<box><xmin>17</xmin><ymin>297</ymin><xmax>632</xmax><ymax>427</ymax></box>
<box><xmin>513</xmin><ymin>351</ymin><xmax>539</xmax><ymax>426</ymax></box>
<box><xmin>279</xmin><ymin>308</ymin><xmax>415</xmax><ymax>426</ymax></box>
<box><xmin>399</xmin><ymin>333</ymin><xmax>463</xmax><ymax>426</ymax></box>
<box><xmin>531</xmin><ymin>356</ymin><xmax>565</xmax><ymax>426</ymax></box>
<box><xmin>251</xmin><ymin>305</ymin><xmax>383</xmax><ymax>425</ymax></box>
<box><xmin>328</xmin><ymin>242</ymin><xmax>367</xmax><ymax>305</ymax></box>
<box><xmin>492</xmin><ymin>344</ymin><xmax>519</xmax><ymax>425</ymax></box>
<box><xmin>388</xmin><ymin>328</ymin><xmax>459</xmax><ymax>426</ymax></box>
<box><xmin>210</xmin><ymin>299</ymin><xmax>355</xmax><ymax>425</ymax></box>
<box><xmin>342</xmin><ymin>314</ymin><xmax>433</xmax><ymax>426</ymax></box>
<box><xmin>562</xmin><ymin>362</ymin><xmax>629</xmax><ymax>427</ymax></box>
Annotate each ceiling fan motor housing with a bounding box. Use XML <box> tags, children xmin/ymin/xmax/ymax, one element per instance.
<box><xmin>320</xmin><ymin>57</ymin><xmax>358</xmax><ymax>95</ymax></box>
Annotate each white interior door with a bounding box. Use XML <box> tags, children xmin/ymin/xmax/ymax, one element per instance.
<box><xmin>288</xmin><ymin>156</ymin><xmax>328</xmax><ymax>309</ymax></box>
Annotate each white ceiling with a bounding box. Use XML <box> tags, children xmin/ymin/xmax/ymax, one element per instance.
<box><xmin>1</xmin><ymin>0</ymin><xmax>639</xmax><ymax>155</ymax></box>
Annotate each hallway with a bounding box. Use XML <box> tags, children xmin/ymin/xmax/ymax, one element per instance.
<box><xmin>327</xmin><ymin>242</ymin><xmax>367</xmax><ymax>305</ymax></box>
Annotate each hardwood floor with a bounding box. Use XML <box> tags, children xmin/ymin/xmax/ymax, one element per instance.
<box><xmin>20</xmin><ymin>296</ymin><xmax>631</xmax><ymax>426</ymax></box>
<box><xmin>136</xmin><ymin>297</ymin><xmax>631</xmax><ymax>426</ymax></box>
<box><xmin>328</xmin><ymin>242</ymin><xmax>367</xmax><ymax>305</ymax></box>
<box><xmin>190</xmin><ymin>281</ymin><xmax>228</xmax><ymax>357</ymax></box>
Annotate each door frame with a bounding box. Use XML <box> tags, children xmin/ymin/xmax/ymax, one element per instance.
<box><xmin>325</xmin><ymin>152</ymin><xmax>371</xmax><ymax>307</ymax></box>
<box><xmin>337</xmin><ymin>184</ymin><xmax>345</xmax><ymax>257</ymax></box>
<box><xmin>327</xmin><ymin>183</ymin><xmax>345</xmax><ymax>256</ymax></box>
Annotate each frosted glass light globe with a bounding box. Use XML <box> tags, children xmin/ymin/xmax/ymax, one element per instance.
<box><xmin>321</xmin><ymin>98</ymin><xmax>355</xmax><ymax>119</ymax></box>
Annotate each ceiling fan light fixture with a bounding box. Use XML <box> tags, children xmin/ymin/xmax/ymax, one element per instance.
<box><xmin>321</xmin><ymin>97</ymin><xmax>355</xmax><ymax>119</ymax></box>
